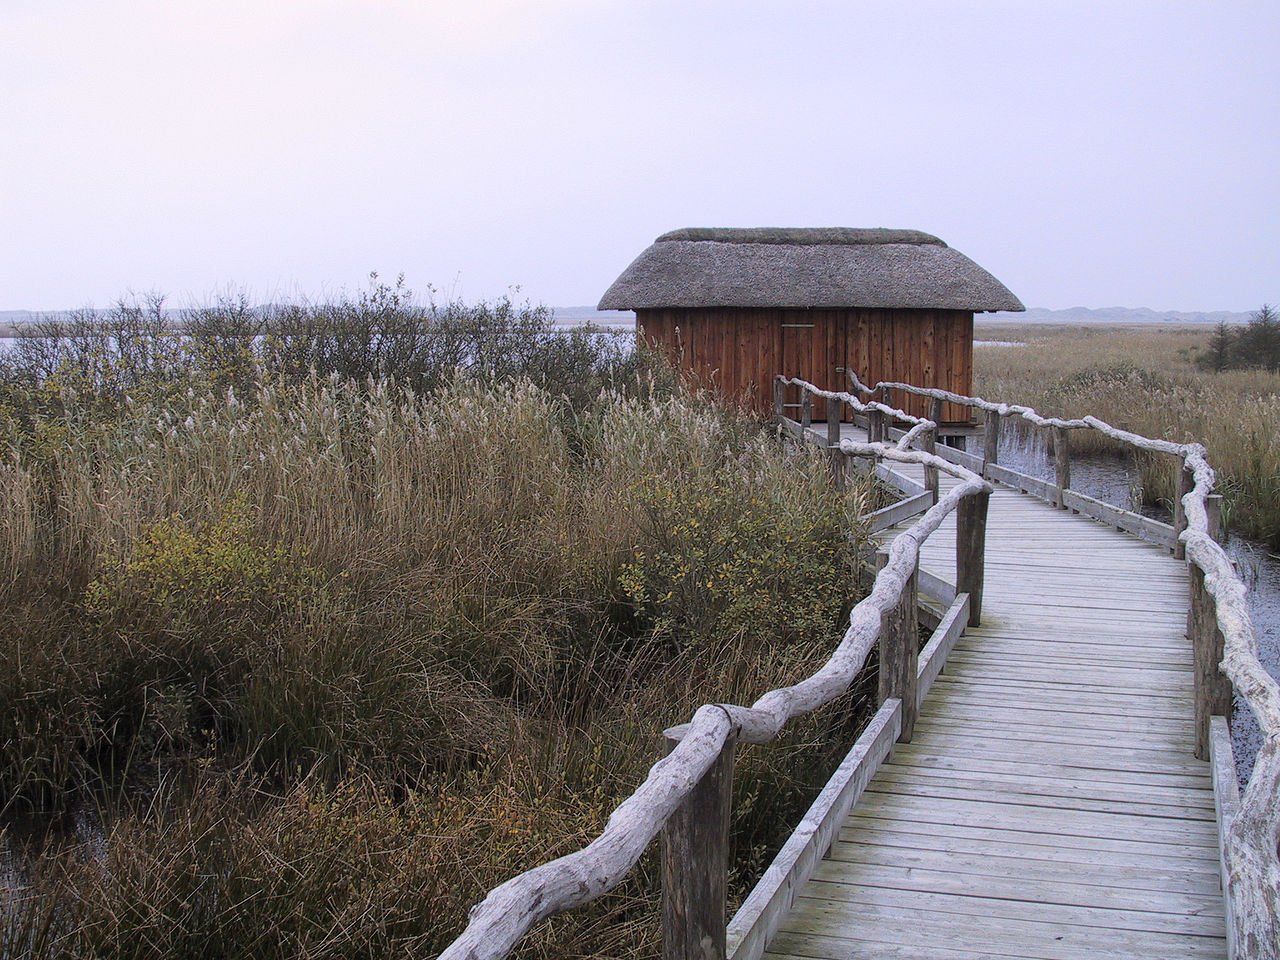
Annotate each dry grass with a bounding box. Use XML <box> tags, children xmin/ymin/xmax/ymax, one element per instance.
<box><xmin>974</xmin><ymin>323</ymin><xmax>1280</xmax><ymax>546</ymax></box>
<box><xmin>0</xmin><ymin>343</ymin><xmax>876</xmax><ymax>958</ymax></box>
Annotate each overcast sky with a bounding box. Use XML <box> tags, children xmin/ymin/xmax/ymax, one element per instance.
<box><xmin>2</xmin><ymin>1</ymin><xmax>1276</xmax><ymax>312</ymax></box>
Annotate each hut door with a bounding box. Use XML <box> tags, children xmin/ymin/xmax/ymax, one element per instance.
<box><xmin>779</xmin><ymin>320</ymin><xmax>822</xmax><ymax>420</ymax></box>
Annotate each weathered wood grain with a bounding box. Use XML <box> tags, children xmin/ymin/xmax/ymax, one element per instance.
<box><xmin>983</xmin><ymin>408</ymin><xmax>1001</xmax><ymax>466</ymax></box>
<box><xmin>981</xmin><ymin>460</ymin><xmax>1055</xmax><ymax>501</ymax></box>
<box><xmin>725</xmin><ymin>700</ymin><xmax>901</xmax><ymax>960</ymax></box>
<box><xmin>1210</xmin><ymin>717</ymin><xmax>1242</xmax><ymax>960</ymax></box>
<box><xmin>866</xmin><ymin>491</ymin><xmax>933</xmax><ymax>534</ymax></box>
<box><xmin>1175</xmin><ymin>461</ymin><xmax>1195</xmax><ymax>560</ymax></box>
<box><xmin>1052</xmin><ymin>424</ymin><xmax>1071</xmax><ymax>508</ymax></box>
<box><xmin>879</xmin><ymin>556</ymin><xmax>919</xmax><ymax>742</ymax></box>
<box><xmin>956</xmin><ymin>490</ymin><xmax>989</xmax><ymax>626</ymax></box>
<box><xmin>1191</xmin><ymin>558</ymin><xmax>1232</xmax><ymax>762</ymax></box>
<box><xmin>662</xmin><ymin>734</ymin><xmax>735</xmax><ymax>960</ymax></box>
<box><xmin>1061</xmin><ymin>488</ymin><xmax>1179</xmax><ymax>549</ymax></box>
<box><xmin>916</xmin><ymin>567</ymin><xmax>956</xmax><ymax>607</ymax></box>
<box><xmin>922</xmin><ymin>426</ymin><xmax>940</xmax><ymax>502</ymax></box>
<box><xmin>915</xmin><ymin>594</ymin><xmax>969</xmax><ymax>709</ymax></box>
<box><xmin>930</xmin><ymin>440</ymin><xmax>985</xmax><ymax>473</ymax></box>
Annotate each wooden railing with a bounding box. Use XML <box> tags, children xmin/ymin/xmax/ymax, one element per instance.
<box><xmin>437</xmin><ymin>386</ymin><xmax>994</xmax><ymax>960</ymax></box>
<box><xmin>843</xmin><ymin>369</ymin><xmax>1280</xmax><ymax>960</ymax></box>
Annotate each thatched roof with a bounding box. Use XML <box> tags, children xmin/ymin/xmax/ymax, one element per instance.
<box><xmin>598</xmin><ymin>227</ymin><xmax>1024</xmax><ymax>312</ymax></box>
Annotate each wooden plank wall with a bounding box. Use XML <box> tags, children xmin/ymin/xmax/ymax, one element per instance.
<box><xmin>636</xmin><ymin>308</ymin><xmax>975</xmax><ymax>425</ymax></box>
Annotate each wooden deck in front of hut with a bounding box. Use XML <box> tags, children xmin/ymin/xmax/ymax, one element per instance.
<box><xmin>766</xmin><ymin>426</ymin><xmax>1227</xmax><ymax>960</ymax></box>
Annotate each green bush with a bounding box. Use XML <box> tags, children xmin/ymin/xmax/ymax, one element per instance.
<box><xmin>620</xmin><ymin>451</ymin><xmax>864</xmax><ymax>650</ymax></box>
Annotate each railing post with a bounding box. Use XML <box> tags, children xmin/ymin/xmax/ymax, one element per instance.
<box><xmin>1173</xmin><ymin>459</ymin><xmax>1195</xmax><ymax>560</ymax></box>
<box><xmin>662</xmin><ymin>732</ymin><xmax>736</xmax><ymax>960</ymax></box>
<box><xmin>929</xmin><ymin>396</ymin><xmax>944</xmax><ymax>431</ymax></box>
<box><xmin>1052</xmin><ymin>425</ymin><xmax>1070</xmax><ymax>509</ymax></box>
<box><xmin>956</xmin><ymin>489</ymin><xmax>990</xmax><ymax>627</ymax></box>
<box><xmin>877</xmin><ymin>549</ymin><xmax>919</xmax><ymax>742</ymax></box>
<box><xmin>922</xmin><ymin>426</ymin><xmax>939</xmax><ymax>503</ymax></box>
<box><xmin>827</xmin><ymin>407</ymin><xmax>845</xmax><ymax>490</ymax></box>
<box><xmin>1190</xmin><ymin>493</ymin><xmax>1231</xmax><ymax>762</ymax></box>
<box><xmin>801</xmin><ymin>391</ymin><xmax>812</xmax><ymax>431</ymax></box>
<box><xmin>1205</xmin><ymin>492</ymin><xmax>1224</xmax><ymax>547</ymax></box>
<box><xmin>868</xmin><ymin>407</ymin><xmax>884</xmax><ymax>443</ymax></box>
<box><xmin>772</xmin><ymin>378</ymin><xmax>784</xmax><ymax>424</ymax></box>
<box><xmin>983</xmin><ymin>409</ymin><xmax>1001</xmax><ymax>470</ymax></box>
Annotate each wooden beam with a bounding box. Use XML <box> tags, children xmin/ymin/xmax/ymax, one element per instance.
<box><xmin>917</xmin><ymin>568</ymin><xmax>956</xmax><ymax>608</ymax></box>
<box><xmin>1187</xmin><ymin>578</ymin><xmax>1228</xmax><ymax>757</ymax></box>
<box><xmin>930</xmin><ymin>441</ymin><xmax>985</xmax><ymax>473</ymax></box>
<box><xmin>983</xmin><ymin>408</ymin><xmax>1001</xmax><ymax>467</ymax></box>
<box><xmin>879</xmin><ymin>551</ymin><xmax>920</xmax><ymax>742</ymax></box>
<box><xmin>1190</xmin><ymin>494</ymin><xmax>1231</xmax><ymax>761</ymax></box>
<box><xmin>663</xmin><ymin>734</ymin><xmax>736</xmax><ymax>960</ymax></box>
<box><xmin>922</xmin><ymin>426</ymin><xmax>939</xmax><ymax>503</ymax></box>
<box><xmin>827</xmin><ymin>411</ymin><xmax>844</xmax><ymax>490</ymax></box>
<box><xmin>1052</xmin><ymin>425</ymin><xmax>1071</xmax><ymax>509</ymax></box>
<box><xmin>867</xmin><ymin>491</ymin><xmax>933</xmax><ymax>534</ymax></box>
<box><xmin>1174</xmin><ymin>461</ymin><xmax>1195</xmax><ymax>560</ymax></box>
<box><xmin>985</xmin><ymin>461</ymin><xmax>1055</xmax><ymax>503</ymax></box>
<box><xmin>916</xmin><ymin>594</ymin><xmax>971</xmax><ymax>709</ymax></box>
<box><xmin>957</xmin><ymin>490</ymin><xmax>990</xmax><ymax>626</ymax></box>
<box><xmin>1209</xmin><ymin>716</ymin><xmax>1242</xmax><ymax>960</ymax></box>
<box><xmin>1061</xmin><ymin>488</ymin><xmax>1179</xmax><ymax>550</ymax></box>
<box><xmin>868</xmin><ymin>407</ymin><xmax>885</xmax><ymax>443</ymax></box>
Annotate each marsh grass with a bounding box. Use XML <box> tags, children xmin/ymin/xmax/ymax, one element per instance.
<box><xmin>1</xmin><ymin>300</ymin><xmax>875</xmax><ymax>959</ymax></box>
<box><xmin>974</xmin><ymin>324</ymin><xmax>1280</xmax><ymax>546</ymax></box>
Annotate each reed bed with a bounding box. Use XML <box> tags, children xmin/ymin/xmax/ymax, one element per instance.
<box><xmin>975</xmin><ymin>323</ymin><xmax>1280</xmax><ymax>547</ymax></box>
<box><xmin>0</xmin><ymin>299</ymin><xmax>875</xmax><ymax>959</ymax></box>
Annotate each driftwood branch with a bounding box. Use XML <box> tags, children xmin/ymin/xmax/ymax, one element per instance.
<box><xmin>873</xmin><ymin>377</ymin><xmax>1090</xmax><ymax>431</ymax></box>
<box><xmin>777</xmin><ymin>375</ymin><xmax>936</xmax><ymax>450</ymax></box>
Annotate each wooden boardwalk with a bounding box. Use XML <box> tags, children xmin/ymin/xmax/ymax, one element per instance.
<box><xmin>766</xmin><ymin>437</ymin><xmax>1228</xmax><ymax>960</ymax></box>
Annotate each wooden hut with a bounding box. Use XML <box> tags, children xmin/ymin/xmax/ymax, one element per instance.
<box><xmin>598</xmin><ymin>227</ymin><xmax>1023</xmax><ymax>425</ymax></box>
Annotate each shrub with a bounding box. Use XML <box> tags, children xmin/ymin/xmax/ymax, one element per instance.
<box><xmin>620</xmin><ymin>439</ymin><xmax>867</xmax><ymax>650</ymax></box>
<box><xmin>1</xmin><ymin>318</ymin><xmax>878</xmax><ymax>959</ymax></box>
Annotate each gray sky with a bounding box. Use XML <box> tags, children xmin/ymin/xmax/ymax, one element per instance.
<box><xmin>2</xmin><ymin>1</ymin><xmax>1276</xmax><ymax>312</ymax></box>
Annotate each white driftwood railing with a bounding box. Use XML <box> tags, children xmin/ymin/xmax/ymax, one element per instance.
<box><xmin>437</xmin><ymin>390</ymin><xmax>992</xmax><ymax>960</ymax></box>
<box><xmin>844</xmin><ymin>369</ymin><xmax>1279</xmax><ymax>960</ymax></box>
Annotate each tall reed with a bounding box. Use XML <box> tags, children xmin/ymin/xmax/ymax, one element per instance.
<box><xmin>2</xmin><ymin>318</ymin><xmax>874</xmax><ymax>958</ymax></box>
<box><xmin>974</xmin><ymin>324</ymin><xmax>1280</xmax><ymax>546</ymax></box>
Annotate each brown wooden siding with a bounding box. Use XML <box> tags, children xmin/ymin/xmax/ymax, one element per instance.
<box><xmin>636</xmin><ymin>308</ymin><xmax>974</xmax><ymax>425</ymax></box>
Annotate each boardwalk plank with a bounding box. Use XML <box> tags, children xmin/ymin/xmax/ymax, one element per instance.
<box><xmin>775</xmin><ymin>900</ymin><xmax>1226</xmax><ymax>959</ymax></box>
<box><xmin>801</xmin><ymin>876</ymin><xmax>1225</xmax><ymax>934</ymax></box>
<box><xmin>827</xmin><ymin>838</ymin><xmax>1224</xmax><ymax>895</ymax></box>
